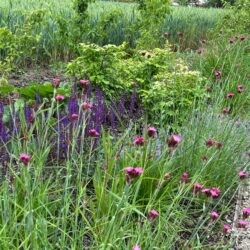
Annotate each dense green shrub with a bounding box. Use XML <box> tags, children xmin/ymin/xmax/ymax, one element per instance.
<box><xmin>67</xmin><ymin>43</ymin><xmax>205</xmax><ymax>126</ymax></box>
<box><xmin>141</xmin><ymin>60</ymin><xmax>205</xmax><ymax>126</ymax></box>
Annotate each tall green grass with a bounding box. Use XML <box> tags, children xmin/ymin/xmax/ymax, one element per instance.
<box><xmin>0</xmin><ymin>100</ymin><xmax>248</xmax><ymax>248</ymax></box>
<box><xmin>0</xmin><ymin>0</ymin><xmax>228</xmax><ymax>64</ymax></box>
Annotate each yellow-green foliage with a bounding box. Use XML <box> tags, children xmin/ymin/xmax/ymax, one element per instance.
<box><xmin>67</xmin><ymin>43</ymin><xmax>205</xmax><ymax>125</ymax></box>
<box><xmin>142</xmin><ymin>59</ymin><xmax>205</xmax><ymax>126</ymax></box>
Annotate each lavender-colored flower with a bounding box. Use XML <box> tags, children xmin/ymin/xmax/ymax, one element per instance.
<box><xmin>0</xmin><ymin>119</ymin><xmax>7</xmax><ymax>143</ymax></box>
<box><xmin>68</xmin><ymin>97</ymin><xmax>79</xmax><ymax>115</ymax></box>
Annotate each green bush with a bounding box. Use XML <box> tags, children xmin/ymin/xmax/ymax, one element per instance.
<box><xmin>141</xmin><ymin>59</ymin><xmax>205</xmax><ymax>127</ymax></box>
<box><xmin>67</xmin><ymin>43</ymin><xmax>205</xmax><ymax>126</ymax></box>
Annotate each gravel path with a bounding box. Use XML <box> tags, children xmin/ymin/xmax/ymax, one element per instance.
<box><xmin>233</xmin><ymin>180</ymin><xmax>250</xmax><ymax>250</ymax></box>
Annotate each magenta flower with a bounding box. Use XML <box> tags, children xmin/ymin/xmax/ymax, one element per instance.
<box><xmin>55</xmin><ymin>94</ymin><xmax>65</xmax><ymax>102</ymax></box>
<box><xmin>81</xmin><ymin>101</ymin><xmax>93</xmax><ymax>111</ymax></box>
<box><xmin>210</xmin><ymin>211</ymin><xmax>219</xmax><ymax>220</ymax></box>
<box><xmin>193</xmin><ymin>183</ymin><xmax>203</xmax><ymax>194</ymax></box>
<box><xmin>215</xmin><ymin>70</ymin><xmax>222</xmax><ymax>77</ymax></box>
<box><xmin>239</xmin><ymin>171</ymin><xmax>248</xmax><ymax>180</ymax></box>
<box><xmin>237</xmin><ymin>84</ymin><xmax>244</xmax><ymax>93</ymax></box>
<box><xmin>19</xmin><ymin>153</ymin><xmax>31</xmax><ymax>166</ymax></box>
<box><xmin>223</xmin><ymin>108</ymin><xmax>230</xmax><ymax>114</ymax></box>
<box><xmin>52</xmin><ymin>77</ymin><xmax>61</xmax><ymax>88</ymax></box>
<box><xmin>201</xmin><ymin>188</ymin><xmax>211</xmax><ymax>197</ymax></box>
<box><xmin>226</xmin><ymin>92</ymin><xmax>235</xmax><ymax>98</ymax></box>
<box><xmin>79</xmin><ymin>79</ymin><xmax>89</xmax><ymax>87</ymax></box>
<box><xmin>133</xmin><ymin>136</ymin><xmax>145</xmax><ymax>146</ymax></box>
<box><xmin>88</xmin><ymin>129</ymin><xmax>100</xmax><ymax>138</ymax></box>
<box><xmin>147</xmin><ymin>209</ymin><xmax>159</xmax><ymax>221</ymax></box>
<box><xmin>242</xmin><ymin>208</ymin><xmax>250</xmax><ymax>219</ymax></box>
<box><xmin>167</xmin><ymin>134</ymin><xmax>182</xmax><ymax>148</ymax></box>
<box><xmin>180</xmin><ymin>172</ymin><xmax>189</xmax><ymax>184</ymax></box>
<box><xmin>147</xmin><ymin>127</ymin><xmax>157</xmax><ymax>138</ymax></box>
<box><xmin>124</xmin><ymin>167</ymin><xmax>143</xmax><ymax>184</ymax></box>
<box><xmin>70</xmin><ymin>113</ymin><xmax>79</xmax><ymax>122</ymax></box>
<box><xmin>237</xmin><ymin>220</ymin><xmax>248</xmax><ymax>229</ymax></box>
<box><xmin>132</xmin><ymin>245</ymin><xmax>141</xmax><ymax>250</ymax></box>
<box><xmin>223</xmin><ymin>224</ymin><xmax>232</xmax><ymax>234</ymax></box>
<box><xmin>210</xmin><ymin>187</ymin><xmax>221</xmax><ymax>199</ymax></box>
<box><xmin>205</xmin><ymin>138</ymin><xmax>215</xmax><ymax>148</ymax></box>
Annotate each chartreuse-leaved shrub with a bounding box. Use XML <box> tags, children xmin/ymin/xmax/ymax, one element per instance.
<box><xmin>67</xmin><ymin>42</ymin><xmax>205</xmax><ymax>126</ymax></box>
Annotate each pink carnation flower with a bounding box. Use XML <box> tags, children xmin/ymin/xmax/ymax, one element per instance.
<box><xmin>167</xmin><ymin>134</ymin><xmax>182</xmax><ymax>148</ymax></box>
<box><xmin>237</xmin><ymin>220</ymin><xmax>248</xmax><ymax>229</ymax></box>
<box><xmin>239</xmin><ymin>171</ymin><xmax>248</xmax><ymax>180</ymax></box>
<box><xmin>223</xmin><ymin>224</ymin><xmax>231</xmax><ymax>234</ymax></box>
<box><xmin>147</xmin><ymin>127</ymin><xmax>157</xmax><ymax>138</ymax></box>
<box><xmin>193</xmin><ymin>183</ymin><xmax>203</xmax><ymax>194</ymax></box>
<box><xmin>215</xmin><ymin>70</ymin><xmax>222</xmax><ymax>77</ymax></box>
<box><xmin>79</xmin><ymin>79</ymin><xmax>89</xmax><ymax>87</ymax></box>
<box><xmin>226</xmin><ymin>92</ymin><xmax>235</xmax><ymax>98</ymax></box>
<box><xmin>81</xmin><ymin>101</ymin><xmax>93</xmax><ymax>111</ymax></box>
<box><xmin>180</xmin><ymin>172</ymin><xmax>189</xmax><ymax>184</ymax></box>
<box><xmin>242</xmin><ymin>208</ymin><xmax>250</xmax><ymax>219</ymax></box>
<box><xmin>147</xmin><ymin>209</ymin><xmax>159</xmax><ymax>221</ymax></box>
<box><xmin>237</xmin><ymin>84</ymin><xmax>244</xmax><ymax>93</ymax></box>
<box><xmin>19</xmin><ymin>153</ymin><xmax>31</xmax><ymax>166</ymax></box>
<box><xmin>210</xmin><ymin>211</ymin><xmax>219</xmax><ymax>220</ymax></box>
<box><xmin>70</xmin><ymin>113</ymin><xmax>79</xmax><ymax>121</ymax></box>
<box><xmin>134</xmin><ymin>136</ymin><xmax>145</xmax><ymax>146</ymax></box>
<box><xmin>132</xmin><ymin>245</ymin><xmax>141</xmax><ymax>250</ymax></box>
<box><xmin>205</xmin><ymin>138</ymin><xmax>215</xmax><ymax>147</ymax></box>
<box><xmin>55</xmin><ymin>94</ymin><xmax>65</xmax><ymax>102</ymax></box>
<box><xmin>88</xmin><ymin>129</ymin><xmax>100</xmax><ymax>137</ymax></box>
